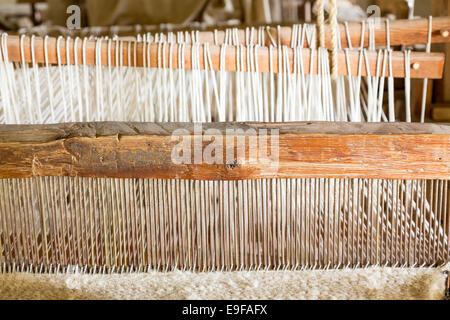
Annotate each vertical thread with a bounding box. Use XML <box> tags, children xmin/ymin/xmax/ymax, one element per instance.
<box><xmin>0</xmin><ymin>177</ymin><xmax>448</xmax><ymax>271</ymax></box>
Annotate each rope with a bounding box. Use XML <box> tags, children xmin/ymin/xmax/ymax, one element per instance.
<box><xmin>316</xmin><ymin>0</ymin><xmax>339</xmax><ymax>79</ymax></box>
<box><xmin>317</xmin><ymin>0</ymin><xmax>325</xmax><ymax>48</ymax></box>
<box><xmin>329</xmin><ymin>0</ymin><xmax>339</xmax><ymax>79</ymax></box>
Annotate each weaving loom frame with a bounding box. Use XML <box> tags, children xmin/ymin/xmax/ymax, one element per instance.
<box><xmin>0</xmin><ymin>121</ymin><xmax>448</xmax><ymax>271</ymax></box>
<box><xmin>1</xmin><ymin>4</ymin><xmax>450</xmax><ymax>275</ymax></box>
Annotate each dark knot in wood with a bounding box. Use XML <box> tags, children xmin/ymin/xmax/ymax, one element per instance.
<box><xmin>226</xmin><ymin>160</ymin><xmax>241</xmax><ymax>170</ymax></box>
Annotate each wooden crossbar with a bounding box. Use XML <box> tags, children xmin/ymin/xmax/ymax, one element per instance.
<box><xmin>30</xmin><ymin>17</ymin><xmax>450</xmax><ymax>48</ymax></box>
<box><xmin>151</xmin><ymin>17</ymin><xmax>450</xmax><ymax>48</ymax></box>
<box><xmin>2</xmin><ymin>35</ymin><xmax>445</xmax><ymax>78</ymax></box>
<box><xmin>0</xmin><ymin>122</ymin><xmax>449</xmax><ymax>180</ymax></box>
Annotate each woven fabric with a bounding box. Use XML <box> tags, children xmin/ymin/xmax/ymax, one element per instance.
<box><xmin>0</xmin><ymin>266</ymin><xmax>447</xmax><ymax>300</ymax></box>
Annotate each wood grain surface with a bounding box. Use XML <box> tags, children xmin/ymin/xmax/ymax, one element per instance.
<box><xmin>0</xmin><ymin>122</ymin><xmax>449</xmax><ymax>180</ymax></box>
<box><xmin>3</xmin><ymin>35</ymin><xmax>445</xmax><ymax>79</ymax></box>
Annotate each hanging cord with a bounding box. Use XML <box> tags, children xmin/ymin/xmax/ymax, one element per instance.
<box><xmin>317</xmin><ymin>0</ymin><xmax>339</xmax><ymax>79</ymax></box>
<box><xmin>328</xmin><ymin>0</ymin><xmax>339</xmax><ymax>80</ymax></box>
<box><xmin>420</xmin><ymin>16</ymin><xmax>433</xmax><ymax>123</ymax></box>
<box><xmin>386</xmin><ymin>19</ymin><xmax>395</xmax><ymax>122</ymax></box>
<box><xmin>315</xmin><ymin>0</ymin><xmax>338</xmax><ymax>82</ymax></box>
<box><xmin>317</xmin><ymin>0</ymin><xmax>325</xmax><ymax>48</ymax></box>
<box><xmin>404</xmin><ymin>50</ymin><xmax>411</xmax><ymax>122</ymax></box>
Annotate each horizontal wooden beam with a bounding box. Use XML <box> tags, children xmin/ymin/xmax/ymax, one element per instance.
<box><xmin>150</xmin><ymin>17</ymin><xmax>450</xmax><ymax>48</ymax></box>
<box><xmin>276</xmin><ymin>17</ymin><xmax>450</xmax><ymax>48</ymax></box>
<box><xmin>31</xmin><ymin>17</ymin><xmax>450</xmax><ymax>48</ymax></box>
<box><xmin>0</xmin><ymin>122</ymin><xmax>449</xmax><ymax>180</ymax></box>
<box><xmin>3</xmin><ymin>35</ymin><xmax>445</xmax><ymax>78</ymax></box>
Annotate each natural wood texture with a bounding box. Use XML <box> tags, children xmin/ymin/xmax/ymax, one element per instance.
<box><xmin>30</xmin><ymin>17</ymin><xmax>450</xmax><ymax>48</ymax></box>
<box><xmin>432</xmin><ymin>103</ymin><xmax>450</xmax><ymax>121</ymax></box>
<box><xmin>0</xmin><ymin>122</ymin><xmax>449</xmax><ymax>180</ymax></box>
<box><xmin>433</xmin><ymin>3</ymin><xmax>450</xmax><ymax>104</ymax></box>
<box><xmin>276</xmin><ymin>17</ymin><xmax>450</xmax><ymax>49</ymax></box>
<box><xmin>3</xmin><ymin>35</ymin><xmax>445</xmax><ymax>78</ymax></box>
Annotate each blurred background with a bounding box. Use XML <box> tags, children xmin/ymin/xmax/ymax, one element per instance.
<box><xmin>0</xmin><ymin>0</ymin><xmax>448</xmax><ymax>121</ymax></box>
<box><xmin>0</xmin><ymin>0</ymin><xmax>438</xmax><ymax>30</ymax></box>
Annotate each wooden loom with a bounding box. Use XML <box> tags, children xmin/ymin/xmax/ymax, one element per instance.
<box><xmin>0</xmin><ymin>16</ymin><xmax>450</xmax><ymax>272</ymax></box>
<box><xmin>0</xmin><ymin>122</ymin><xmax>449</xmax><ymax>270</ymax></box>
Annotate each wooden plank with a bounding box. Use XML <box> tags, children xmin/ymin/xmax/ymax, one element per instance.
<box><xmin>277</xmin><ymin>17</ymin><xmax>450</xmax><ymax>49</ymax></box>
<box><xmin>0</xmin><ymin>122</ymin><xmax>449</xmax><ymax>180</ymax></box>
<box><xmin>433</xmin><ymin>3</ymin><xmax>450</xmax><ymax>102</ymax></box>
<box><xmin>3</xmin><ymin>35</ymin><xmax>445</xmax><ymax>79</ymax></box>
<box><xmin>432</xmin><ymin>103</ymin><xmax>450</xmax><ymax>121</ymax></box>
<box><xmin>29</xmin><ymin>17</ymin><xmax>450</xmax><ymax>48</ymax></box>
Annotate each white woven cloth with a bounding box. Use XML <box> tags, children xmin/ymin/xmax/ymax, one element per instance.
<box><xmin>0</xmin><ymin>266</ymin><xmax>447</xmax><ymax>300</ymax></box>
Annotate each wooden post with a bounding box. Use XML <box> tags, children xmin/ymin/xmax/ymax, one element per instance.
<box><xmin>432</xmin><ymin>2</ymin><xmax>450</xmax><ymax>120</ymax></box>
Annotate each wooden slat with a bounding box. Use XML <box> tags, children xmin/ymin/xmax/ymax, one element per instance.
<box><xmin>279</xmin><ymin>17</ymin><xmax>450</xmax><ymax>49</ymax></box>
<box><xmin>29</xmin><ymin>17</ymin><xmax>450</xmax><ymax>48</ymax></box>
<box><xmin>3</xmin><ymin>35</ymin><xmax>445</xmax><ymax>78</ymax></box>
<box><xmin>433</xmin><ymin>4</ymin><xmax>450</xmax><ymax>103</ymax></box>
<box><xmin>183</xmin><ymin>17</ymin><xmax>450</xmax><ymax>48</ymax></box>
<box><xmin>0</xmin><ymin>122</ymin><xmax>449</xmax><ymax>180</ymax></box>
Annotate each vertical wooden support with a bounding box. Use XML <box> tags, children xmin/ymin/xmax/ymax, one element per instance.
<box><xmin>432</xmin><ymin>0</ymin><xmax>450</xmax><ymax>120</ymax></box>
